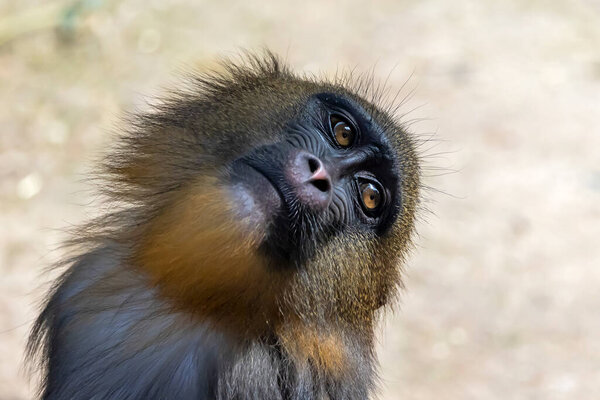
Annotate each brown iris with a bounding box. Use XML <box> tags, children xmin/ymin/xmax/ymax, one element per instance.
<box><xmin>360</xmin><ymin>182</ymin><xmax>381</xmax><ymax>211</ymax></box>
<box><xmin>331</xmin><ymin>116</ymin><xmax>355</xmax><ymax>147</ymax></box>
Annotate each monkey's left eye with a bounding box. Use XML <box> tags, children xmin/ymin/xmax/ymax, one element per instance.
<box><xmin>359</xmin><ymin>181</ymin><xmax>383</xmax><ymax>214</ymax></box>
<box><xmin>330</xmin><ymin>115</ymin><xmax>356</xmax><ymax>148</ymax></box>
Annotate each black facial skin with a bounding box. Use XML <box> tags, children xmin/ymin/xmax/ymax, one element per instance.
<box><xmin>230</xmin><ymin>92</ymin><xmax>401</xmax><ymax>264</ymax></box>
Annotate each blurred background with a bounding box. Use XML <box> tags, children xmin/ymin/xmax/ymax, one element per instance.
<box><xmin>1</xmin><ymin>0</ymin><xmax>599</xmax><ymax>399</ymax></box>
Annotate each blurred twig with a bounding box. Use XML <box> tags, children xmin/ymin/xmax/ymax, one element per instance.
<box><xmin>0</xmin><ymin>0</ymin><xmax>103</xmax><ymax>46</ymax></box>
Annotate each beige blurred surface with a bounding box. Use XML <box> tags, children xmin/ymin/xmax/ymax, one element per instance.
<box><xmin>1</xmin><ymin>0</ymin><xmax>599</xmax><ymax>399</ymax></box>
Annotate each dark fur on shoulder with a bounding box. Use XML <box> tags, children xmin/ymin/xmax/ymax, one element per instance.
<box><xmin>28</xmin><ymin>52</ymin><xmax>421</xmax><ymax>400</ymax></box>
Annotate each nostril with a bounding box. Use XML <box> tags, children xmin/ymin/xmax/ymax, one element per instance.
<box><xmin>310</xmin><ymin>178</ymin><xmax>330</xmax><ymax>193</ymax></box>
<box><xmin>307</xmin><ymin>157</ymin><xmax>320</xmax><ymax>174</ymax></box>
<box><xmin>288</xmin><ymin>151</ymin><xmax>333</xmax><ymax>202</ymax></box>
<box><xmin>304</xmin><ymin>155</ymin><xmax>331</xmax><ymax>193</ymax></box>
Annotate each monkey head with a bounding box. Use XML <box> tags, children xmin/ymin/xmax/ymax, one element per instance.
<box><xmin>109</xmin><ymin>54</ymin><xmax>420</xmax><ymax>340</ymax></box>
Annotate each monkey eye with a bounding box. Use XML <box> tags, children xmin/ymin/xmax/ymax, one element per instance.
<box><xmin>330</xmin><ymin>115</ymin><xmax>356</xmax><ymax>148</ymax></box>
<box><xmin>359</xmin><ymin>181</ymin><xmax>383</xmax><ymax>214</ymax></box>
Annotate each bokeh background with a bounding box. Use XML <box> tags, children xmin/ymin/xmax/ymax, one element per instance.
<box><xmin>1</xmin><ymin>0</ymin><xmax>599</xmax><ymax>399</ymax></box>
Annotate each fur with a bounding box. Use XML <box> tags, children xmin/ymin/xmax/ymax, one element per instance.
<box><xmin>28</xmin><ymin>52</ymin><xmax>420</xmax><ymax>400</ymax></box>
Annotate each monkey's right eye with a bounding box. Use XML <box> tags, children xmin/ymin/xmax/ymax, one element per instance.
<box><xmin>330</xmin><ymin>115</ymin><xmax>356</xmax><ymax>148</ymax></box>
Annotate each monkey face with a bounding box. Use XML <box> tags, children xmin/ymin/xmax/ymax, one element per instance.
<box><xmin>227</xmin><ymin>92</ymin><xmax>402</xmax><ymax>265</ymax></box>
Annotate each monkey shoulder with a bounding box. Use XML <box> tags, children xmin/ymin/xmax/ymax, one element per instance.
<box><xmin>35</xmin><ymin>248</ymin><xmax>226</xmax><ymax>400</ymax></box>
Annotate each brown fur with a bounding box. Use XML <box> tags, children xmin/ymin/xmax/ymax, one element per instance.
<box><xmin>136</xmin><ymin>175</ymin><xmax>288</xmax><ymax>335</ymax></box>
<box><xmin>278</xmin><ymin>323</ymin><xmax>347</xmax><ymax>378</ymax></box>
<box><xmin>28</xmin><ymin>53</ymin><xmax>422</xmax><ymax>400</ymax></box>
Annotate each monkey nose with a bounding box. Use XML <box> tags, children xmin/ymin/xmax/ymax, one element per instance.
<box><xmin>286</xmin><ymin>150</ymin><xmax>332</xmax><ymax>210</ymax></box>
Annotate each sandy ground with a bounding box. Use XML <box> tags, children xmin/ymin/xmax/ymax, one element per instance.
<box><xmin>1</xmin><ymin>0</ymin><xmax>599</xmax><ymax>399</ymax></box>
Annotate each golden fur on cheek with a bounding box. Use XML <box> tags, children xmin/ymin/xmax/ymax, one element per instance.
<box><xmin>135</xmin><ymin>176</ymin><xmax>287</xmax><ymax>335</ymax></box>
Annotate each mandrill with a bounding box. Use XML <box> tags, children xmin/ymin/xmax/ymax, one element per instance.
<box><xmin>28</xmin><ymin>53</ymin><xmax>421</xmax><ymax>399</ymax></box>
